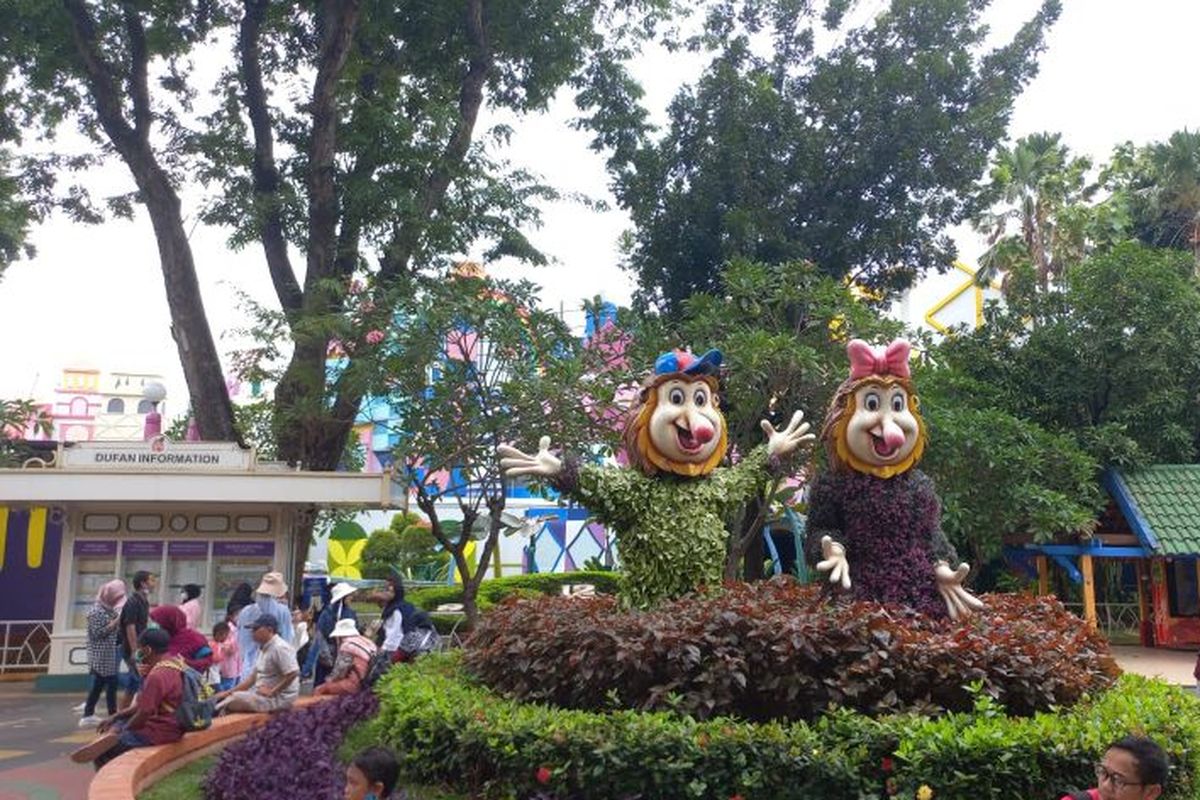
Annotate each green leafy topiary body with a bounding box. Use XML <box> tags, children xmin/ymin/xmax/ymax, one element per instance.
<box><xmin>556</xmin><ymin>446</ymin><xmax>773</xmax><ymax>607</ymax></box>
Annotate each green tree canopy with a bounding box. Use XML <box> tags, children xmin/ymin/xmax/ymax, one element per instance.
<box><xmin>917</xmin><ymin>371</ymin><xmax>1104</xmax><ymax>566</ymax></box>
<box><xmin>377</xmin><ymin>271</ymin><xmax>599</xmax><ymax>624</ymax></box>
<box><xmin>1102</xmin><ymin>129</ymin><xmax>1200</xmax><ymax>273</ymax></box>
<box><xmin>0</xmin><ymin>0</ymin><xmax>669</xmax><ymax>462</ymax></box>
<box><xmin>938</xmin><ymin>242</ymin><xmax>1200</xmax><ymax>466</ymax></box>
<box><xmin>614</xmin><ymin>0</ymin><xmax>1061</xmax><ymax>313</ymax></box>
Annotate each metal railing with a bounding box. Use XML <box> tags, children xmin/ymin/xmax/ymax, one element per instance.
<box><xmin>0</xmin><ymin>621</ymin><xmax>52</xmax><ymax>675</ymax></box>
<box><xmin>1063</xmin><ymin>602</ymin><xmax>1142</xmax><ymax>638</ymax></box>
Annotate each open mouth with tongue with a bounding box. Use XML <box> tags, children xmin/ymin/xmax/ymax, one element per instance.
<box><xmin>870</xmin><ymin>432</ymin><xmax>901</xmax><ymax>458</ymax></box>
<box><xmin>675</xmin><ymin>423</ymin><xmax>708</xmax><ymax>454</ymax></box>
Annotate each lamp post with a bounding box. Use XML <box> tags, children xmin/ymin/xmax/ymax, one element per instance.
<box><xmin>142</xmin><ymin>381</ymin><xmax>166</xmax><ymax>441</ymax></box>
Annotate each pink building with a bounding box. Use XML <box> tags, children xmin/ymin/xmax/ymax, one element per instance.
<box><xmin>46</xmin><ymin>367</ymin><xmax>167</xmax><ymax>442</ymax></box>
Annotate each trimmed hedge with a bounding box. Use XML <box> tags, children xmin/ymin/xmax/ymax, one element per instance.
<box><xmin>464</xmin><ymin>579</ymin><xmax>1117</xmax><ymax>720</ymax></box>
<box><xmin>364</xmin><ymin>654</ymin><xmax>1200</xmax><ymax>800</ymax></box>
<box><xmin>408</xmin><ymin>571</ymin><xmax>622</xmax><ymax>632</ymax></box>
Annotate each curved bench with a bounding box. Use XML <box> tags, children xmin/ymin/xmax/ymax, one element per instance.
<box><xmin>87</xmin><ymin>695</ymin><xmax>330</xmax><ymax>800</ymax></box>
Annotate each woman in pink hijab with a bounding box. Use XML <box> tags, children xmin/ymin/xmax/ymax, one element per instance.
<box><xmin>150</xmin><ymin>605</ymin><xmax>214</xmax><ymax>672</ymax></box>
<box><xmin>80</xmin><ymin>580</ymin><xmax>126</xmax><ymax>727</ymax></box>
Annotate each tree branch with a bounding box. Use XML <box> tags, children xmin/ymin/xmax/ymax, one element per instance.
<box><xmin>121</xmin><ymin>2</ymin><xmax>152</xmax><ymax>139</ymax></box>
<box><xmin>305</xmin><ymin>0</ymin><xmax>361</xmax><ymax>297</ymax></box>
<box><xmin>332</xmin><ymin>48</ymin><xmax>381</xmax><ymax>282</ymax></box>
<box><xmin>62</xmin><ymin>0</ymin><xmax>138</xmax><ymax>155</ymax></box>
<box><xmin>239</xmin><ymin>0</ymin><xmax>302</xmax><ymax>314</ymax></box>
<box><xmin>378</xmin><ymin>0</ymin><xmax>493</xmax><ymax>283</ymax></box>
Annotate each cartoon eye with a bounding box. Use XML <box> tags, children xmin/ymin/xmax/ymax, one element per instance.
<box><xmin>891</xmin><ymin>393</ymin><xmax>906</xmax><ymax>412</ymax></box>
<box><xmin>693</xmin><ymin>389</ymin><xmax>707</xmax><ymax>406</ymax></box>
<box><xmin>669</xmin><ymin>388</ymin><xmax>685</xmax><ymax>405</ymax></box>
<box><xmin>864</xmin><ymin>392</ymin><xmax>880</xmax><ymax>412</ymax></box>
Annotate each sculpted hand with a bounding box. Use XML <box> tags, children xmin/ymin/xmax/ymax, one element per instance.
<box><xmin>762</xmin><ymin>409</ymin><xmax>816</xmax><ymax>459</ymax></box>
<box><xmin>816</xmin><ymin>535</ymin><xmax>851</xmax><ymax>590</ymax></box>
<box><xmin>498</xmin><ymin>436</ymin><xmax>563</xmax><ymax>479</ymax></box>
<box><xmin>935</xmin><ymin>561</ymin><xmax>985</xmax><ymax>621</ymax></box>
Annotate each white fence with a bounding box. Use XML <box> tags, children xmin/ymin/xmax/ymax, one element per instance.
<box><xmin>0</xmin><ymin>621</ymin><xmax>52</xmax><ymax>675</ymax></box>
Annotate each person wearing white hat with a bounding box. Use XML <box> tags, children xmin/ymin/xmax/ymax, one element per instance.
<box><xmin>235</xmin><ymin>571</ymin><xmax>294</xmax><ymax>681</ymax></box>
<box><xmin>314</xmin><ymin>617</ymin><xmax>377</xmax><ymax>697</ymax></box>
<box><xmin>308</xmin><ymin>581</ymin><xmax>359</xmax><ymax>688</ymax></box>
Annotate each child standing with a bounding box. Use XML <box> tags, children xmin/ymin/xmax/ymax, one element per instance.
<box><xmin>209</xmin><ymin>621</ymin><xmax>240</xmax><ymax>692</ymax></box>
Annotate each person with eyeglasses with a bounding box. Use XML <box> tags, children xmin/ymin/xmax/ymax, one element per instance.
<box><xmin>1060</xmin><ymin>735</ymin><xmax>1168</xmax><ymax>800</ymax></box>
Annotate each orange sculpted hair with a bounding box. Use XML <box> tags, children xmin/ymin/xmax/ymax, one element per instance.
<box><xmin>622</xmin><ymin>373</ymin><xmax>728</xmax><ymax>477</ymax></box>
<box><xmin>820</xmin><ymin>375</ymin><xmax>927</xmax><ymax>479</ymax></box>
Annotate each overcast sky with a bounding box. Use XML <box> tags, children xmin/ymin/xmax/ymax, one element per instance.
<box><xmin>2</xmin><ymin>0</ymin><xmax>1198</xmax><ymax>413</ymax></box>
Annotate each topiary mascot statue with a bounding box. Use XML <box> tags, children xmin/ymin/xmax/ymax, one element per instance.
<box><xmin>499</xmin><ymin>348</ymin><xmax>815</xmax><ymax>608</ymax></box>
<box><xmin>804</xmin><ymin>338</ymin><xmax>984</xmax><ymax>620</ymax></box>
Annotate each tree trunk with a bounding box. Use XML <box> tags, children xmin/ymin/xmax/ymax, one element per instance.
<box><xmin>138</xmin><ymin>172</ymin><xmax>239</xmax><ymax>442</ymax></box>
<box><xmin>62</xmin><ymin>0</ymin><xmax>237</xmax><ymax>442</ymax></box>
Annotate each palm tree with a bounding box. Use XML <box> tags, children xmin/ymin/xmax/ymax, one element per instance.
<box><xmin>1146</xmin><ymin>129</ymin><xmax>1200</xmax><ymax>274</ymax></box>
<box><xmin>973</xmin><ymin>133</ymin><xmax>1094</xmax><ymax>291</ymax></box>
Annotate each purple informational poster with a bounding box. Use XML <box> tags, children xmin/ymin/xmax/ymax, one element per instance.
<box><xmin>167</xmin><ymin>541</ymin><xmax>210</xmax><ymax>558</ymax></box>
<box><xmin>213</xmin><ymin>541</ymin><xmax>274</xmax><ymax>558</ymax></box>
<box><xmin>121</xmin><ymin>540</ymin><xmax>164</xmax><ymax>558</ymax></box>
<box><xmin>73</xmin><ymin>539</ymin><xmax>117</xmax><ymax>557</ymax></box>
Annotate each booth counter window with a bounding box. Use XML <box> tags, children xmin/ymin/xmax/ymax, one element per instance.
<box><xmin>70</xmin><ymin>540</ymin><xmax>117</xmax><ymax>630</ymax></box>
<box><xmin>212</xmin><ymin>542</ymin><xmax>275</xmax><ymax>623</ymax></box>
<box><xmin>167</xmin><ymin>540</ymin><xmax>210</xmax><ymax>623</ymax></box>
<box><xmin>122</xmin><ymin>540</ymin><xmax>165</xmax><ymax>607</ymax></box>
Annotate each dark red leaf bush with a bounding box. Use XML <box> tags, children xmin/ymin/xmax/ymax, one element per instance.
<box><xmin>202</xmin><ymin>690</ymin><xmax>379</xmax><ymax>800</ymax></box>
<box><xmin>463</xmin><ymin>578</ymin><xmax>1118</xmax><ymax>721</ymax></box>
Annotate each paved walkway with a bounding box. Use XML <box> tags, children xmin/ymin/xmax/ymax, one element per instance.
<box><xmin>0</xmin><ymin>646</ymin><xmax>1194</xmax><ymax>799</ymax></box>
<box><xmin>1111</xmin><ymin>644</ymin><xmax>1196</xmax><ymax>686</ymax></box>
<box><xmin>0</xmin><ymin>684</ymin><xmax>95</xmax><ymax>800</ymax></box>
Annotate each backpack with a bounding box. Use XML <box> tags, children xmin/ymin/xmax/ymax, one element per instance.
<box><xmin>159</xmin><ymin>659</ymin><xmax>215</xmax><ymax>732</ymax></box>
<box><xmin>361</xmin><ymin>650</ymin><xmax>393</xmax><ymax>689</ymax></box>
<box><xmin>312</xmin><ymin>626</ymin><xmax>335</xmax><ymax>670</ymax></box>
<box><xmin>397</xmin><ymin>627</ymin><xmax>439</xmax><ymax>659</ymax></box>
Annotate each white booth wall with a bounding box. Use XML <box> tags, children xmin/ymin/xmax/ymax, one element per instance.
<box><xmin>50</xmin><ymin>504</ymin><xmax>295</xmax><ymax>675</ymax></box>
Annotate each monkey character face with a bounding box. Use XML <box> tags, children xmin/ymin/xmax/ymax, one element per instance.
<box><xmin>646</xmin><ymin>378</ymin><xmax>725</xmax><ymax>466</ymax></box>
<box><xmin>842</xmin><ymin>380</ymin><xmax>921</xmax><ymax>472</ymax></box>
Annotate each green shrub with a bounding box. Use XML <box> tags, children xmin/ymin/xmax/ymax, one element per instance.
<box><xmin>464</xmin><ymin>580</ymin><xmax>1117</xmax><ymax>721</ymax></box>
<box><xmin>364</xmin><ymin>511</ymin><xmax>450</xmax><ymax>581</ymax></box>
<box><xmin>406</xmin><ymin>570</ymin><xmax>622</xmax><ymax>613</ymax></box>
<box><xmin>370</xmin><ymin>655</ymin><xmax>1200</xmax><ymax>800</ymax></box>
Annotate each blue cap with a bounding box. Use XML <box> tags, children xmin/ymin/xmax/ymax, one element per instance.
<box><xmin>653</xmin><ymin>348</ymin><xmax>723</xmax><ymax>377</ymax></box>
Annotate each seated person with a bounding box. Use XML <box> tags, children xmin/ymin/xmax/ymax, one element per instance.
<box><xmin>70</xmin><ymin>628</ymin><xmax>184</xmax><ymax>769</ymax></box>
<box><xmin>213</xmin><ymin>613</ymin><xmax>299</xmax><ymax>713</ymax></box>
<box><xmin>150</xmin><ymin>604</ymin><xmax>215</xmax><ymax>673</ymax></box>
<box><xmin>1061</xmin><ymin>735</ymin><xmax>1168</xmax><ymax>800</ymax></box>
<box><xmin>314</xmin><ymin>618</ymin><xmax>377</xmax><ymax>697</ymax></box>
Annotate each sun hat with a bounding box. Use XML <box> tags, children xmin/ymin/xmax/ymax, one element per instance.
<box><xmin>255</xmin><ymin>571</ymin><xmax>288</xmax><ymax>598</ymax></box>
<box><xmin>329</xmin><ymin>582</ymin><xmax>358</xmax><ymax>605</ymax></box>
<box><xmin>329</xmin><ymin>618</ymin><xmax>361</xmax><ymax>638</ymax></box>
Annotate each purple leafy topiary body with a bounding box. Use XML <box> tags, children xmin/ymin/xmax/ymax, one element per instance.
<box><xmin>804</xmin><ymin>468</ymin><xmax>957</xmax><ymax>618</ymax></box>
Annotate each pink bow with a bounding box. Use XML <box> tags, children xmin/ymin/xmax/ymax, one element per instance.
<box><xmin>847</xmin><ymin>339</ymin><xmax>912</xmax><ymax>381</ymax></box>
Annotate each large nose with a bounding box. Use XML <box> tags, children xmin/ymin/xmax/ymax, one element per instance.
<box><xmin>686</xmin><ymin>409</ymin><xmax>715</xmax><ymax>443</ymax></box>
<box><xmin>881</xmin><ymin>416</ymin><xmax>905</xmax><ymax>449</ymax></box>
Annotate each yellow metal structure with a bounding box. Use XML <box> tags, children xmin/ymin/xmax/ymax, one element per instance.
<box><xmin>923</xmin><ymin>262</ymin><xmax>1002</xmax><ymax>334</ymax></box>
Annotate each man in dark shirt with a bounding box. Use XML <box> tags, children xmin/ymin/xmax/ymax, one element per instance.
<box><xmin>118</xmin><ymin>570</ymin><xmax>156</xmax><ymax>706</ymax></box>
<box><xmin>70</xmin><ymin>627</ymin><xmax>184</xmax><ymax>769</ymax></box>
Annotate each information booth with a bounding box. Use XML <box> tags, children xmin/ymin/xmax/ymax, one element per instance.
<box><xmin>0</xmin><ymin>439</ymin><xmax>400</xmax><ymax>676</ymax></box>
